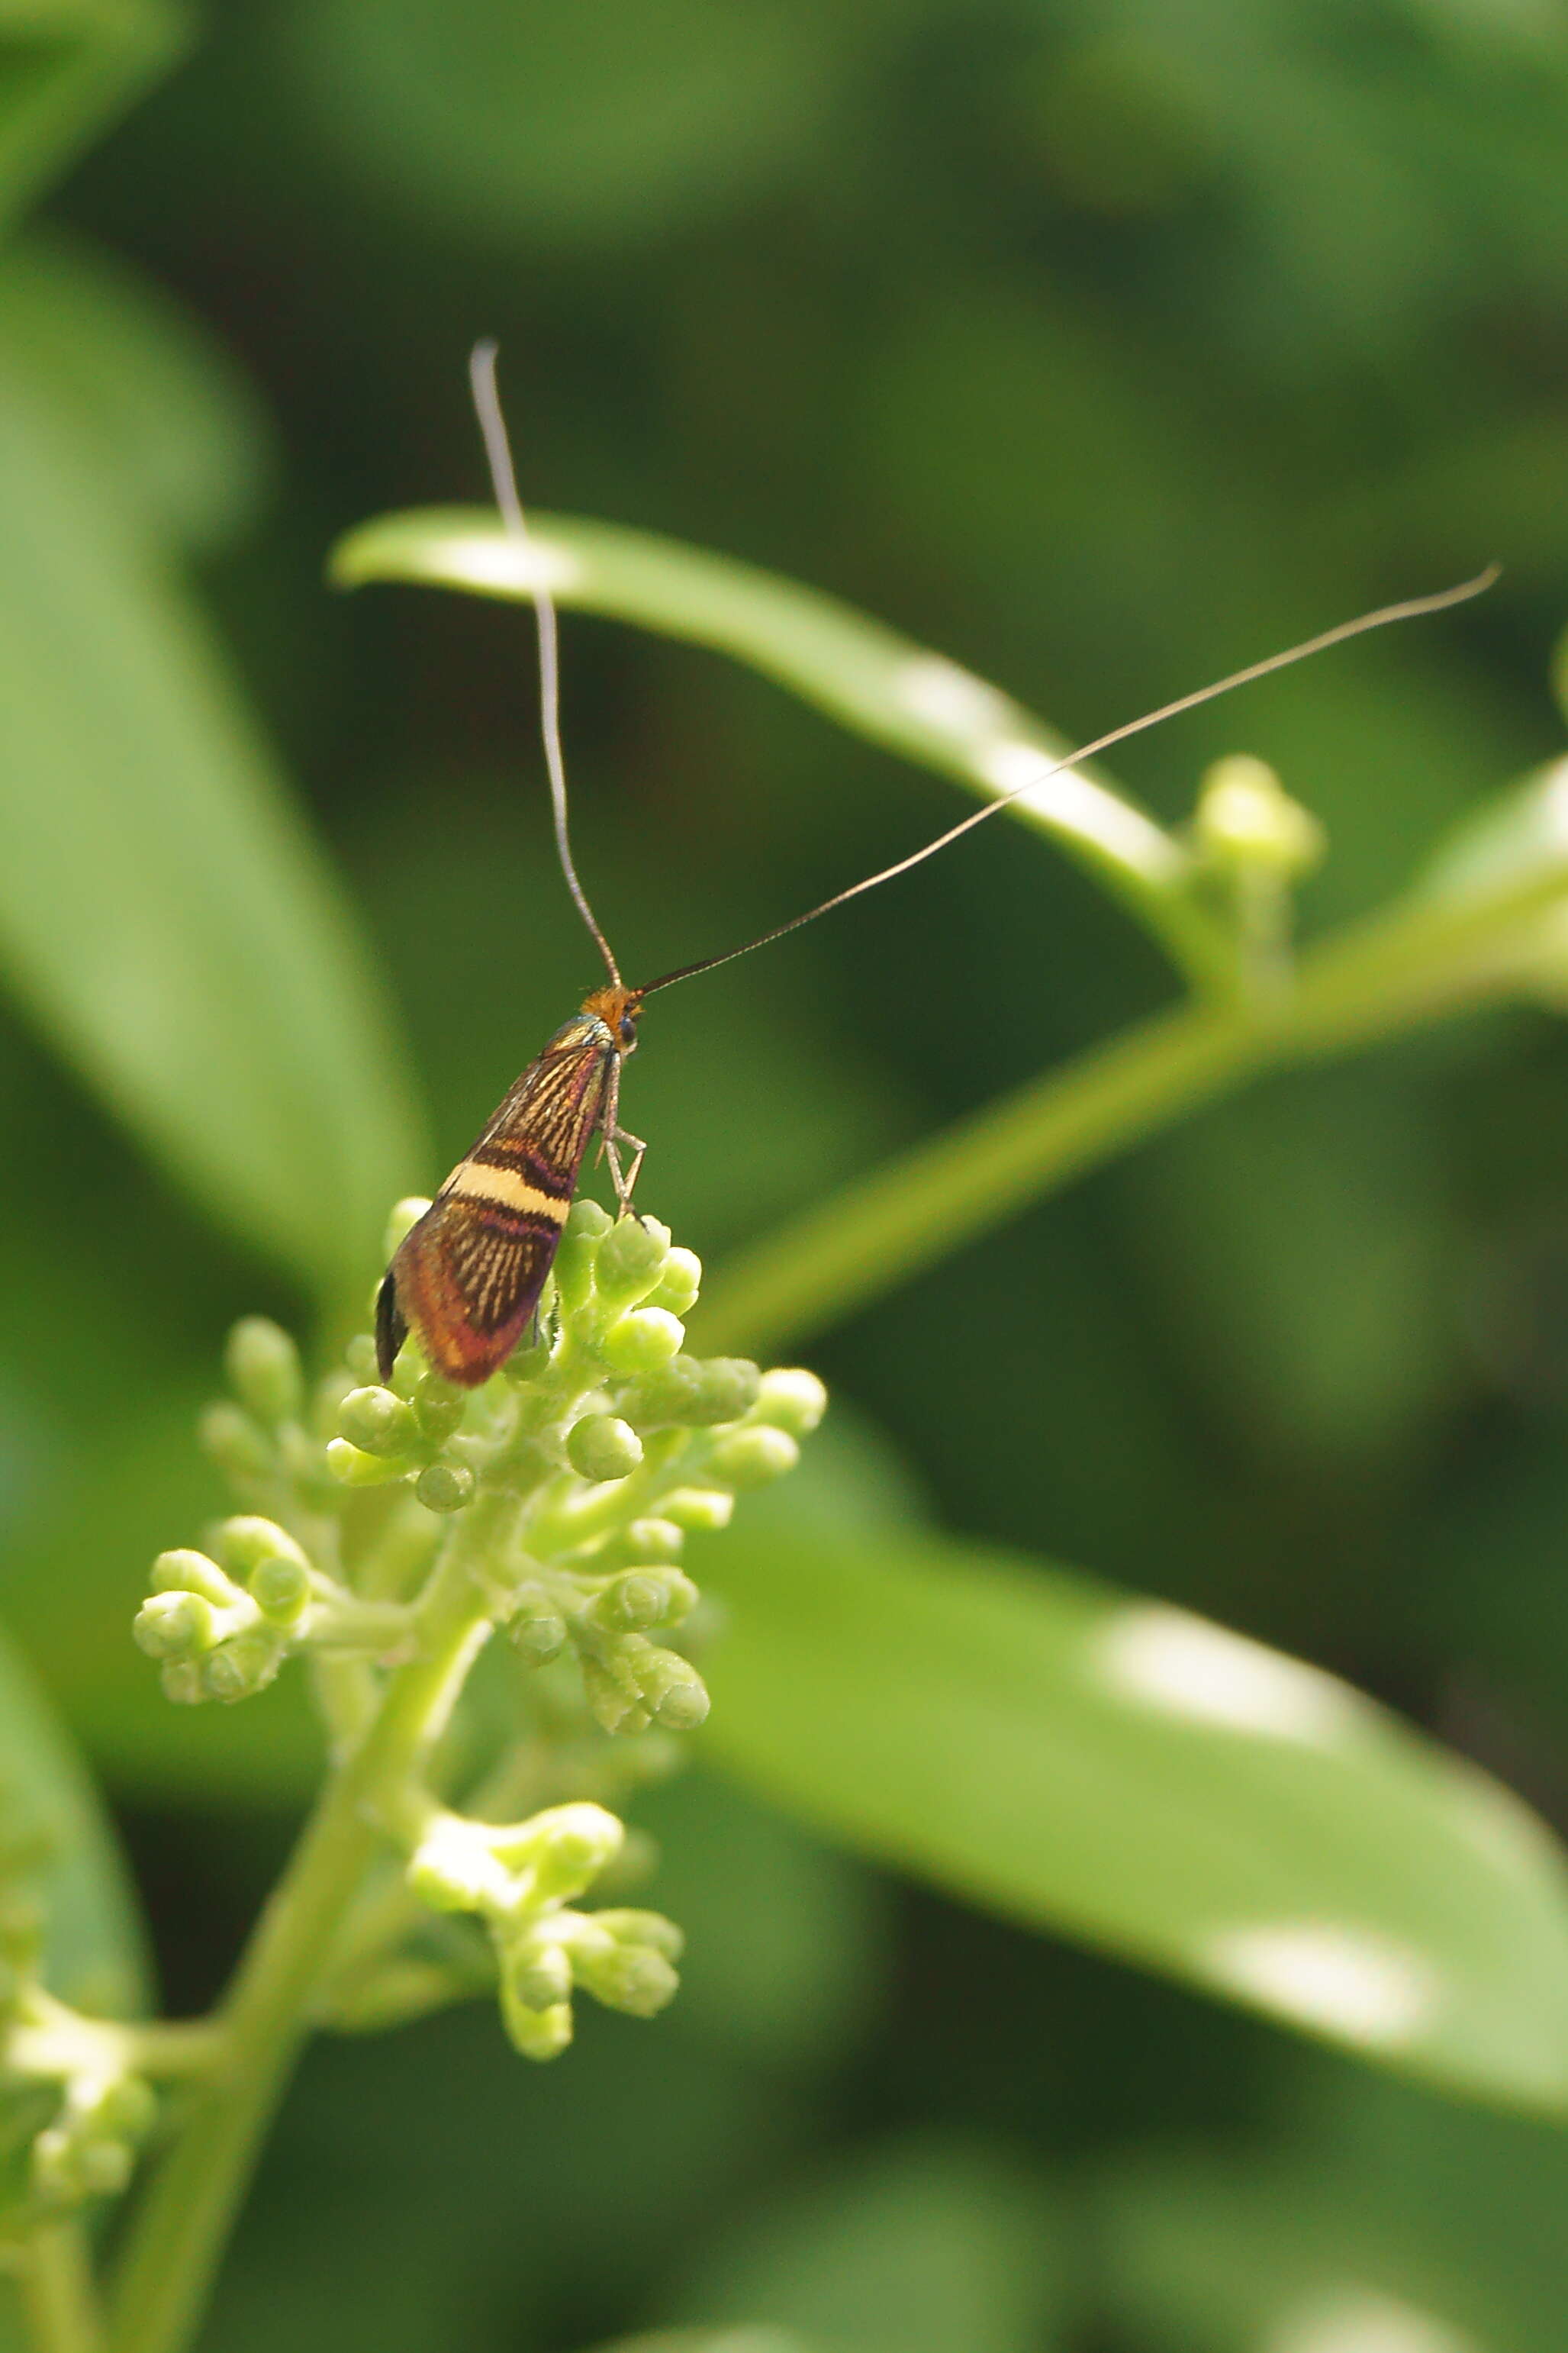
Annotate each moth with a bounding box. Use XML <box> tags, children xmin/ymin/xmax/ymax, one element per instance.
<box><xmin>378</xmin><ymin>343</ymin><xmax>1493</xmax><ymax>1387</ymax></box>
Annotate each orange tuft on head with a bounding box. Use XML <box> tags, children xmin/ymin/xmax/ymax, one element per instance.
<box><xmin>583</xmin><ymin>983</ymin><xmax>643</xmax><ymax>1052</ymax></box>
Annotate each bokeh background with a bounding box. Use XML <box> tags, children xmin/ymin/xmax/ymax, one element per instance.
<box><xmin>5</xmin><ymin>3</ymin><xmax>1568</xmax><ymax>2347</ymax></box>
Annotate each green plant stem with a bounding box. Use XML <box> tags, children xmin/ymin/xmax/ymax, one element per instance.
<box><xmin>700</xmin><ymin>874</ymin><xmax>1559</xmax><ymax>1356</ymax></box>
<box><xmin>106</xmin><ymin>1547</ymin><xmax>497</xmax><ymax>2353</ymax></box>
<box><xmin>14</xmin><ymin>2223</ymin><xmax>101</xmax><ymax>2353</ymax></box>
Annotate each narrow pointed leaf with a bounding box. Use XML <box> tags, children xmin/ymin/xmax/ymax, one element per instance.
<box><xmin>0</xmin><ymin>1624</ymin><xmax>146</xmax><ymax>2018</ymax></box>
<box><xmin>332</xmin><ymin>506</ymin><xmax>1230</xmax><ymax>988</ymax></box>
<box><xmin>0</xmin><ymin>0</ymin><xmax>183</xmax><ymax>236</ymax></box>
<box><xmin>0</xmin><ymin>344</ymin><xmax>425</xmax><ymax>1299</ymax></box>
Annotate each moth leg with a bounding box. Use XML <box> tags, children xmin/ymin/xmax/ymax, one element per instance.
<box><xmin>603</xmin><ymin>1125</ymin><xmax>647</xmax><ymax>1216</ymax></box>
<box><xmin>598</xmin><ymin>1056</ymin><xmax>648</xmax><ymax>1217</ymax></box>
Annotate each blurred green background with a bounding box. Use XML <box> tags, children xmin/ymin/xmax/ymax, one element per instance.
<box><xmin>5</xmin><ymin>2</ymin><xmax>1568</xmax><ymax>2347</ymax></box>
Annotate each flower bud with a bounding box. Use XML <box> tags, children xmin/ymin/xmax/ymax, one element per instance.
<box><xmin>415</xmin><ymin>1462</ymin><xmax>475</xmax><ymax>1514</ymax></box>
<box><xmin>215</xmin><ymin>1518</ymin><xmax>308</xmax><ymax>1579</ymax></box>
<box><xmin>343</xmin><ymin>1332</ymin><xmax>381</xmax><ymax>1384</ymax></box>
<box><xmin>691</xmin><ymin>1357</ymin><xmax>762</xmax><ymax>1425</ymax></box>
<box><xmin>278</xmin><ymin>1424</ymin><xmax>343</xmax><ymax>1510</ymax></box>
<box><xmin>553</xmin><ymin>1199</ymin><xmax>610</xmax><ymax>1313</ymax></box>
<box><xmin>327</xmin><ymin>1438</ymin><xmax>414</xmax><ymax>1488</ymax></box>
<box><xmin>594</xmin><ymin>1574</ymin><xmax>668</xmax><ymax>1632</ymax></box>
<box><xmin>710</xmin><ymin>1426</ymin><xmax>800</xmax><ymax>1490</ymax></box>
<box><xmin>645</xmin><ymin>1247</ymin><xmax>702</xmax><ymax>1317</ymax></box>
<box><xmin>503</xmin><ymin>1938</ymin><xmax>574</xmax><ymax>2014</ymax></box>
<box><xmin>660</xmin><ymin>1488</ymin><xmax>734</xmax><ymax>1533</ymax></box>
<box><xmin>565</xmin><ymin>1197</ymin><xmax>613</xmax><ymax>1241</ymax></box>
<box><xmin>578</xmin><ymin>1938</ymin><xmax>680</xmax><ymax>2018</ymax></box>
<box><xmin>407</xmin><ymin>1816</ymin><xmax>510</xmax><ymax>1913</ymax></box>
<box><xmin>510</xmin><ymin>1585</ymin><xmax>568</xmax><ymax>1665</ymax></box>
<box><xmin>582</xmin><ymin>1656</ymin><xmax>650</xmax><ymax>1736</ymax></box>
<box><xmin>618</xmin><ymin>1353</ymin><xmax>759</xmax><ymax>1430</ymax></box>
<box><xmin>594</xmin><ymin>1909</ymin><xmax>684</xmax><ymax>1961</ymax></box>
<box><xmin>501</xmin><ymin>1987</ymin><xmax>573</xmax><ymax>2061</ymax></box>
<box><xmin>522</xmin><ymin>1803</ymin><xmax>625</xmax><ymax>1903</ymax></box>
<box><xmin>134</xmin><ymin>1592</ymin><xmax>216</xmax><ymax>1662</ymax></box>
<box><xmin>159</xmin><ymin>1662</ymin><xmax>206</xmax><ymax>1707</ymax></box>
<box><xmin>1195</xmin><ymin>756</ymin><xmax>1325</xmax><ymax>879</ymax></box>
<box><xmin>150</xmin><ymin>1549</ymin><xmax>239</xmax><ymax>1607</ymax></box>
<box><xmin>33</xmin><ymin>2126</ymin><xmax>132</xmax><ymax>2204</ymax></box>
<box><xmin>224</xmin><ymin>1317</ymin><xmax>303</xmax><ymax>1426</ymax></box>
<box><xmin>630</xmin><ymin>1645</ymin><xmax>710</xmax><ymax>1730</ymax></box>
<box><xmin>623</xmin><ymin>1517</ymin><xmax>684</xmax><ymax>1563</ymax></box>
<box><xmin>412</xmin><ymin>1375</ymin><xmax>466</xmax><ymax>1446</ymax></box>
<box><xmin>566</xmin><ymin>1413</ymin><xmax>643</xmax><ymax>1483</ymax></box>
<box><xmin>90</xmin><ymin>2077</ymin><xmax>156</xmax><ymax>2142</ymax></box>
<box><xmin>338</xmin><ymin>1386</ymin><xmax>418</xmax><ymax>1459</ymax></box>
<box><xmin>201</xmin><ymin>1630</ymin><xmax>282</xmax><ymax>1703</ymax></box>
<box><xmin>503</xmin><ymin>1328</ymin><xmax>554</xmax><ymax>1384</ymax></box>
<box><xmin>382</xmin><ymin>1197</ymin><xmax>431</xmax><ymax>1260</ymax></box>
<box><xmin>248</xmin><ymin>1556</ymin><xmax>311</xmax><ymax>1625</ymax></box>
<box><xmin>754</xmin><ymin>1367</ymin><xmax>828</xmax><ymax>1436</ymax></box>
<box><xmin>594</xmin><ymin>1215</ymin><xmax>671</xmax><ymax>1307</ymax></box>
<box><xmin>198</xmin><ymin>1401</ymin><xmax>273</xmax><ymax>1484</ymax></box>
<box><xmin>598</xmin><ymin>1307</ymin><xmax>684</xmax><ymax>1373</ymax></box>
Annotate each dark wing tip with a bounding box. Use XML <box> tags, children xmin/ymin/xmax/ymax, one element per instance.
<box><xmin>375</xmin><ymin>1271</ymin><xmax>408</xmax><ymax>1383</ymax></box>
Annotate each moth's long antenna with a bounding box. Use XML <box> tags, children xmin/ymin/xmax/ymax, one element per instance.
<box><xmin>470</xmin><ymin>340</ymin><xmax>622</xmax><ymax>988</ymax></box>
<box><xmin>639</xmin><ymin>566</ymin><xmax>1499</xmax><ymax>996</ymax></box>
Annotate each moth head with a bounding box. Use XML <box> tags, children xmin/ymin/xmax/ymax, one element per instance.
<box><xmin>584</xmin><ymin>983</ymin><xmax>643</xmax><ymax>1056</ymax></box>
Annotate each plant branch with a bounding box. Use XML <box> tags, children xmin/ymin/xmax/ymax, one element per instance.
<box><xmin>698</xmin><ymin>864</ymin><xmax>1566</xmax><ymax>1357</ymax></box>
<box><xmin>105</xmin><ymin>1550</ymin><xmax>496</xmax><ymax>2353</ymax></box>
<box><xmin>13</xmin><ymin>2223</ymin><xmax>102</xmax><ymax>2353</ymax></box>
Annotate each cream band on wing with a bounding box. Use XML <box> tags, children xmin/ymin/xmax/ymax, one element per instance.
<box><xmin>445</xmin><ymin>1162</ymin><xmax>570</xmax><ymax>1220</ymax></box>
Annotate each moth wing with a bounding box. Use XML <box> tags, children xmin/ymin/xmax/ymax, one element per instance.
<box><xmin>378</xmin><ymin>1036</ymin><xmax>614</xmax><ymax>1387</ymax></box>
<box><xmin>381</xmin><ymin>1196</ymin><xmax>565</xmax><ymax>1386</ymax></box>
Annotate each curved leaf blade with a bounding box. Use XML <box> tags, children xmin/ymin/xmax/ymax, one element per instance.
<box><xmin>331</xmin><ymin>506</ymin><xmax>1229</xmax><ymax>987</ymax></box>
<box><xmin>0</xmin><ymin>341</ymin><xmax>425</xmax><ymax>1301</ymax></box>
<box><xmin>701</xmin><ymin>1529</ymin><xmax>1568</xmax><ymax>2113</ymax></box>
<box><xmin>0</xmin><ymin>0</ymin><xmax>183</xmax><ymax>237</ymax></box>
<box><xmin>0</xmin><ymin>1623</ymin><xmax>146</xmax><ymax>2019</ymax></box>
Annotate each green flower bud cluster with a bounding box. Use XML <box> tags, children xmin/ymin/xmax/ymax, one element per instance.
<box><xmin>363</xmin><ymin>1201</ymin><xmax>824</xmax><ymax>1740</ymax></box>
<box><xmin>404</xmin><ymin>1801</ymin><xmax>683</xmax><ymax>2059</ymax></box>
<box><xmin>0</xmin><ymin>1903</ymin><xmax>156</xmax><ymax>2217</ymax></box>
<box><xmin>144</xmin><ymin>1199</ymin><xmax>825</xmax><ymax>2061</ymax></box>
<box><xmin>134</xmin><ymin>1517</ymin><xmax>411</xmax><ymax>1705</ymax></box>
<box><xmin>198</xmin><ymin>1316</ymin><xmax>355</xmax><ymax>1513</ymax></box>
<box><xmin>29</xmin><ymin>2068</ymin><xmax>156</xmax><ymax>2208</ymax></box>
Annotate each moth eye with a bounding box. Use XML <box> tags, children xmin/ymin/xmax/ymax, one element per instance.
<box><xmin>620</xmin><ymin>1016</ymin><xmax>637</xmax><ymax>1044</ymax></box>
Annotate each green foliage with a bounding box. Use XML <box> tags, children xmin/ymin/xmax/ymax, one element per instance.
<box><xmin>0</xmin><ymin>1636</ymin><xmax>145</xmax><ymax>2024</ymax></box>
<box><xmin>700</xmin><ymin>1525</ymin><xmax>1568</xmax><ymax>2111</ymax></box>
<box><xmin>2</xmin><ymin>5</ymin><xmax>1568</xmax><ymax>2352</ymax></box>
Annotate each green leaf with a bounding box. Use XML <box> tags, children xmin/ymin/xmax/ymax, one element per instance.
<box><xmin>0</xmin><ymin>230</ymin><xmax>272</xmax><ymax>551</ymax></box>
<box><xmin>1411</xmin><ymin>753</ymin><xmax>1568</xmax><ymax>917</ymax></box>
<box><xmin>0</xmin><ymin>338</ymin><xmax>426</xmax><ymax>1301</ymax></box>
<box><xmin>288</xmin><ymin>0</ymin><xmax>859</xmax><ymax>252</ymax></box>
<box><xmin>331</xmin><ymin>507</ymin><xmax>1229</xmax><ymax>988</ymax></box>
<box><xmin>1399</xmin><ymin>753</ymin><xmax>1568</xmax><ymax>1006</ymax></box>
<box><xmin>1093</xmin><ymin>2068</ymin><xmax>1568</xmax><ymax>2353</ymax></box>
<box><xmin>0</xmin><ymin>1621</ymin><xmax>147</xmax><ymax>2018</ymax></box>
<box><xmin>661</xmin><ymin>2135</ymin><xmax>1069</xmax><ymax>2353</ymax></box>
<box><xmin>0</xmin><ymin>0</ymin><xmax>184</xmax><ymax>237</ymax></box>
<box><xmin>700</xmin><ymin>1529</ymin><xmax>1568</xmax><ymax>2113</ymax></box>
